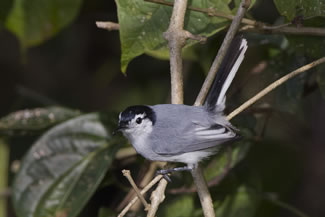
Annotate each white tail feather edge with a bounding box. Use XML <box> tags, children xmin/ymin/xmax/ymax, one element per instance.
<box><xmin>216</xmin><ymin>39</ymin><xmax>248</xmax><ymax>105</ymax></box>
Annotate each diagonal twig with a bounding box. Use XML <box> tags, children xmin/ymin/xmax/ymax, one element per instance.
<box><xmin>122</xmin><ymin>170</ymin><xmax>150</xmax><ymax>211</ymax></box>
<box><xmin>227</xmin><ymin>56</ymin><xmax>325</xmax><ymax>121</ymax></box>
<box><xmin>117</xmin><ymin>175</ymin><xmax>163</xmax><ymax>217</ymax></box>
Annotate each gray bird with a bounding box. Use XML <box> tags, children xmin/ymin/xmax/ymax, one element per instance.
<box><xmin>116</xmin><ymin>36</ymin><xmax>248</xmax><ymax>180</ymax></box>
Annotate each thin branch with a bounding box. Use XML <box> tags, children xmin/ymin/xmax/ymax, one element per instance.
<box><xmin>96</xmin><ymin>21</ymin><xmax>120</xmax><ymax>31</ymax></box>
<box><xmin>227</xmin><ymin>56</ymin><xmax>325</xmax><ymax>121</ymax></box>
<box><xmin>117</xmin><ymin>175</ymin><xmax>163</xmax><ymax>217</ymax></box>
<box><xmin>145</xmin><ymin>0</ymin><xmax>256</xmax><ymax>26</ymax></box>
<box><xmin>163</xmin><ymin>0</ymin><xmax>188</xmax><ymax>105</ymax></box>
<box><xmin>191</xmin><ymin>166</ymin><xmax>215</xmax><ymax>216</ymax></box>
<box><xmin>242</xmin><ymin>25</ymin><xmax>325</xmax><ymax>36</ymax></box>
<box><xmin>145</xmin><ymin>0</ymin><xmax>325</xmax><ymax>37</ymax></box>
<box><xmin>122</xmin><ymin>170</ymin><xmax>150</xmax><ymax>211</ymax></box>
<box><xmin>117</xmin><ymin>162</ymin><xmax>161</xmax><ymax>212</ymax></box>
<box><xmin>195</xmin><ymin>0</ymin><xmax>251</xmax><ymax>106</ymax></box>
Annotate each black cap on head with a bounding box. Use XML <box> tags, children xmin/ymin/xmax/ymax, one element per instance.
<box><xmin>119</xmin><ymin>105</ymin><xmax>156</xmax><ymax>126</ymax></box>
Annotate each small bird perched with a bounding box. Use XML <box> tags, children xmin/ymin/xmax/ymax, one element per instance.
<box><xmin>116</xmin><ymin>36</ymin><xmax>248</xmax><ymax>180</ymax></box>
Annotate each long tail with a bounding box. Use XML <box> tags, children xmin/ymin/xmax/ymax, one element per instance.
<box><xmin>205</xmin><ymin>36</ymin><xmax>248</xmax><ymax>112</ymax></box>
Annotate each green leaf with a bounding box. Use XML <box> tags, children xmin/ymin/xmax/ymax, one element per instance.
<box><xmin>12</xmin><ymin>113</ymin><xmax>125</xmax><ymax>217</ymax></box>
<box><xmin>0</xmin><ymin>106</ymin><xmax>81</xmax><ymax>136</ymax></box>
<box><xmin>273</xmin><ymin>0</ymin><xmax>325</xmax><ymax>21</ymax></box>
<box><xmin>5</xmin><ymin>0</ymin><xmax>83</xmax><ymax>48</ymax></box>
<box><xmin>116</xmin><ymin>0</ymin><xmax>232</xmax><ymax>73</ymax></box>
<box><xmin>161</xmin><ymin>195</ymin><xmax>194</xmax><ymax>217</ymax></box>
<box><xmin>215</xmin><ymin>185</ymin><xmax>259</xmax><ymax>217</ymax></box>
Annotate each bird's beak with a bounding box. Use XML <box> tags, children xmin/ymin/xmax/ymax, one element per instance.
<box><xmin>113</xmin><ymin>122</ymin><xmax>127</xmax><ymax>135</ymax></box>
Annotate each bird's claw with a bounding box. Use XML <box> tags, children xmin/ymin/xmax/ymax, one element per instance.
<box><xmin>156</xmin><ymin>169</ymin><xmax>172</xmax><ymax>182</ymax></box>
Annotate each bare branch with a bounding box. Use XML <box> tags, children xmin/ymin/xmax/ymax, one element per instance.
<box><xmin>163</xmin><ymin>0</ymin><xmax>189</xmax><ymax>105</ymax></box>
<box><xmin>147</xmin><ymin>179</ymin><xmax>168</xmax><ymax>217</ymax></box>
<box><xmin>242</xmin><ymin>25</ymin><xmax>325</xmax><ymax>36</ymax></box>
<box><xmin>117</xmin><ymin>162</ymin><xmax>161</xmax><ymax>212</ymax></box>
<box><xmin>191</xmin><ymin>167</ymin><xmax>215</xmax><ymax>216</ymax></box>
<box><xmin>117</xmin><ymin>175</ymin><xmax>163</xmax><ymax>217</ymax></box>
<box><xmin>122</xmin><ymin>170</ymin><xmax>150</xmax><ymax>211</ymax></box>
<box><xmin>130</xmin><ymin>162</ymin><xmax>162</xmax><ymax>212</ymax></box>
<box><xmin>227</xmin><ymin>56</ymin><xmax>325</xmax><ymax>121</ymax></box>
<box><xmin>96</xmin><ymin>21</ymin><xmax>120</xmax><ymax>31</ymax></box>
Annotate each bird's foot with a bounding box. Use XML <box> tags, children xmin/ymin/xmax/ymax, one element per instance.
<box><xmin>156</xmin><ymin>166</ymin><xmax>193</xmax><ymax>182</ymax></box>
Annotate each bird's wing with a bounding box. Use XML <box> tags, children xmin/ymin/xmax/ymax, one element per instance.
<box><xmin>151</xmin><ymin>121</ymin><xmax>238</xmax><ymax>155</ymax></box>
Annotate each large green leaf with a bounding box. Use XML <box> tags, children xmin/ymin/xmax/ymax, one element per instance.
<box><xmin>116</xmin><ymin>0</ymin><xmax>232</xmax><ymax>73</ymax></box>
<box><xmin>0</xmin><ymin>107</ymin><xmax>81</xmax><ymax>136</ymax></box>
<box><xmin>5</xmin><ymin>0</ymin><xmax>83</xmax><ymax>48</ymax></box>
<box><xmin>273</xmin><ymin>0</ymin><xmax>325</xmax><ymax>21</ymax></box>
<box><xmin>12</xmin><ymin>113</ymin><xmax>124</xmax><ymax>217</ymax></box>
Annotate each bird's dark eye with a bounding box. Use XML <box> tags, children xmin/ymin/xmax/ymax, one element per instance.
<box><xmin>136</xmin><ymin>117</ymin><xmax>142</xmax><ymax>124</ymax></box>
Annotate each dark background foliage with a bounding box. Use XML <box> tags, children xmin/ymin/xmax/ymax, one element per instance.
<box><xmin>1</xmin><ymin>0</ymin><xmax>325</xmax><ymax>217</ymax></box>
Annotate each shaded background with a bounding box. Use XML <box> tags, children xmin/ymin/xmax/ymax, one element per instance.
<box><xmin>1</xmin><ymin>0</ymin><xmax>325</xmax><ymax>217</ymax></box>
